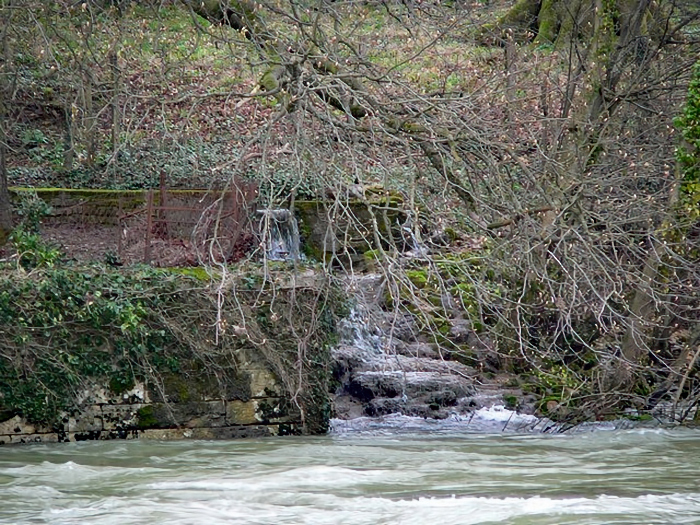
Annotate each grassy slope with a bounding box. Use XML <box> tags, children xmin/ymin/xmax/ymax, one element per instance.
<box><xmin>7</xmin><ymin>1</ymin><xmax>513</xmax><ymax>192</ymax></box>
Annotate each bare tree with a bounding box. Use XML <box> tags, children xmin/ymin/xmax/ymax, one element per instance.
<box><xmin>182</xmin><ymin>0</ymin><xmax>700</xmax><ymax>414</ymax></box>
<box><xmin>3</xmin><ymin>0</ymin><xmax>700</xmax><ymax>419</ymax></box>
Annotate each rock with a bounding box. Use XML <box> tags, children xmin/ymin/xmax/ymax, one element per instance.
<box><xmin>394</xmin><ymin>341</ymin><xmax>440</xmax><ymax>359</ymax></box>
<box><xmin>332</xmin><ymin>275</ymin><xmax>536</xmax><ymax>426</ymax></box>
<box><xmin>448</xmin><ymin>318</ymin><xmax>472</xmax><ymax>344</ymax></box>
<box><xmin>376</xmin><ymin>313</ymin><xmax>418</xmax><ymax>342</ymax></box>
<box><xmin>333</xmin><ymin>395</ymin><xmax>365</xmax><ymax>420</ymax></box>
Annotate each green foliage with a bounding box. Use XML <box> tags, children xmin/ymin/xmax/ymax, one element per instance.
<box><xmin>135</xmin><ymin>406</ymin><xmax>158</xmax><ymax>429</ymax></box>
<box><xmin>675</xmin><ymin>62</ymin><xmax>700</xmax><ymax>216</ymax></box>
<box><xmin>537</xmin><ymin>364</ymin><xmax>579</xmax><ymax>392</ymax></box>
<box><xmin>256</xmin><ymin>168</ymin><xmax>319</xmax><ymax>206</ymax></box>
<box><xmin>0</xmin><ymin>265</ymin><xmax>186</xmax><ymax>425</ymax></box>
<box><xmin>13</xmin><ymin>191</ymin><xmax>52</xmax><ymax>233</ymax></box>
<box><xmin>9</xmin><ymin>192</ymin><xmax>61</xmax><ymax>269</ymax></box>
<box><xmin>9</xmin><ymin>229</ymin><xmax>62</xmax><ymax>270</ymax></box>
<box><xmin>20</xmin><ymin>129</ymin><xmax>49</xmax><ymax>148</ymax></box>
<box><xmin>405</xmin><ymin>269</ymin><xmax>428</xmax><ymax>288</ymax></box>
<box><xmin>0</xmin><ymin>261</ymin><xmax>344</xmax><ymax>434</ymax></box>
<box><xmin>504</xmin><ymin>394</ymin><xmax>518</xmax><ymax>409</ymax></box>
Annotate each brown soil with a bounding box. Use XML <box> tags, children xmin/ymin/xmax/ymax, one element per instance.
<box><xmin>40</xmin><ymin>223</ymin><xmax>122</xmax><ymax>264</ymax></box>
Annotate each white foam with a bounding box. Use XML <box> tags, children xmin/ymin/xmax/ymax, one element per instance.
<box><xmin>31</xmin><ymin>491</ymin><xmax>700</xmax><ymax>525</ymax></box>
<box><xmin>330</xmin><ymin>406</ymin><xmax>549</xmax><ymax>435</ymax></box>
<box><xmin>473</xmin><ymin>404</ymin><xmax>539</xmax><ymax>423</ymax></box>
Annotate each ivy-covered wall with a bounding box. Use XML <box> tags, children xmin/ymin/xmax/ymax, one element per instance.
<box><xmin>0</xmin><ymin>261</ymin><xmax>342</xmax><ymax>445</ymax></box>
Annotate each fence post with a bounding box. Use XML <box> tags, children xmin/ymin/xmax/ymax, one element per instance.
<box><xmin>118</xmin><ymin>194</ymin><xmax>123</xmax><ymax>260</ymax></box>
<box><xmin>145</xmin><ymin>189</ymin><xmax>153</xmax><ymax>263</ymax></box>
<box><xmin>159</xmin><ymin>170</ymin><xmax>168</xmax><ymax>233</ymax></box>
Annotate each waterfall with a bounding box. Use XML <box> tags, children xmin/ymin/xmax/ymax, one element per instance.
<box><xmin>336</xmin><ymin>303</ymin><xmax>384</xmax><ymax>357</ymax></box>
<box><xmin>257</xmin><ymin>209</ymin><xmax>300</xmax><ymax>261</ymax></box>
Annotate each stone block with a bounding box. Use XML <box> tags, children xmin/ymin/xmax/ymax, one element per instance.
<box><xmin>68</xmin><ymin>406</ymin><xmax>103</xmax><ymax>433</ymax></box>
<box><xmin>226</xmin><ymin>400</ymin><xmax>260</xmax><ymax>425</ymax></box>
<box><xmin>131</xmin><ymin>401</ymin><xmax>227</xmax><ymax>429</ymax></box>
<box><xmin>272</xmin><ymin>423</ymin><xmax>303</xmax><ymax>436</ymax></box>
<box><xmin>139</xmin><ymin>427</ymin><xmax>220</xmax><ymax>440</ymax></box>
<box><xmin>140</xmin><ymin>425</ymin><xmax>274</xmax><ymax>441</ymax></box>
<box><xmin>101</xmin><ymin>429</ymin><xmax>139</xmax><ymax>440</ymax></box>
<box><xmin>0</xmin><ymin>415</ymin><xmax>32</xmax><ymax>435</ymax></box>
<box><xmin>76</xmin><ymin>382</ymin><xmax>149</xmax><ymax>405</ymax></box>
<box><xmin>206</xmin><ymin>425</ymin><xmax>274</xmax><ymax>439</ymax></box>
<box><xmin>67</xmin><ymin>430</ymin><xmax>104</xmax><ymax>442</ymax></box>
<box><xmin>8</xmin><ymin>433</ymin><xmax>59</xmax><ymax>445</ymax></box>
<box><xmin>255</xmin><ymin>398</ymin><xmax>302</xmax><ymax>424</ymax></box>
<box><xmin>0</xmin><ymin>415</ymin><xmax>57</xmax><ymax>435</ymax></box>
<box><xmin>101</xmin><ymin>404</ymin><xmax>144</xmax><ymax>430</ymax></box>
<box><xmin>139</xmin><ymin>428</ymin><xmax>194</xmax><ymax>440</ymax></box>
<box><xmin>249</xmin><ymin>368</ymin><xmax>280</xmax><ymax>397</ymax></box>
<box><xmin>180</xmin><ymin>401</ymin><xmax>227</xmax><ymax>428</ymax></box>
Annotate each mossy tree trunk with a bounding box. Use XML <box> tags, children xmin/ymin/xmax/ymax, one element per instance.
<box><xmin>487</xmin><ymin>0</ymin><xmax>656</xmax><ymax>46</ymax></box>
<box><xmin>182</xmin><ymin>0</ymin><xmax>478</xmax><ymax>214</ymax></box>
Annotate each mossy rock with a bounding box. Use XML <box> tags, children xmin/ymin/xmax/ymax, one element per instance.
<box><xmin>504</xmin><ymin>394</ymin><xmax>518</xmax><ymax>409</ymax></box>
<box><xmin>135</xmin><ymin>406</ymin><xmax>159</xmax><ymax>429</ymax></box>
<box><xmin>295</xmin><ymin>198</ymin><xmax>407</xmax><ymax>260</ymax></box>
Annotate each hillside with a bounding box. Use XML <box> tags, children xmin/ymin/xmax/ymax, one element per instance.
<box><xmin>1</xmin><ymin>0</ymin><xmax>700</xmax><ymax>424</ymax></box>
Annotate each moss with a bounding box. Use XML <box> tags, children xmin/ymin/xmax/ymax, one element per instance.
<box><xmin>166</xmin><ymin>267</ymin><xmax>215</xmax><ymax>281</ymax></box>
<box><xmin>625</xmin><ymin>413</ymin><xmax>653</xmax><ymax>422</ymax></box>
<box><xmin>444</xmin><ymin>227</ymin><xmax>458</xmax><ymax>242</ymax></box>
<box><xmin>363</xmin><ymin>249</ymin><xmax>381</xmax><ymax>261</ymax></box>
<box><xmin>534</xmin><ymin>0</ymin><xmax>558</xmax><ymax>43</ymax></box>
<box><xmin>259</xmin><ymin>65</ymin><xmax>286</xmax><ymax>92</ymax></box>
<box><xmin>504</xmin><ymin>395</ymin><xmax>518</xmax><ymax>409</ymax></box>
<box><xmin>109</xmin><ymin>375</ymin><xmax>135</xmax><ymax>395</ymax></box>
<box><xmin>406</xmin><ymin>269</ymin><xmax>428</xmax><ymax>288</ymax></box>
<box><xmin>136</xmin><ymin>406</ymin><xmax>158</xmax><ymax>429</ymax></box>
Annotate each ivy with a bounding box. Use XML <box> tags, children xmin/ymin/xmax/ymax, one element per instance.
<box><xmin>675</xmin><ymin>61</ymin><xmax>700</xmax><ymax>216</ymax></box>
<box><xmin>0</xmin><ymin>264</ymin><xmax>188</xmax><ymax>425</ymax></box>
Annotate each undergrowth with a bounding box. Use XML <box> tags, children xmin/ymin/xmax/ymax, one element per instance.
<box><xmin>0</xmin><ymin>261</ymin><xmax>194</xmax><ymax>425</ymax></box>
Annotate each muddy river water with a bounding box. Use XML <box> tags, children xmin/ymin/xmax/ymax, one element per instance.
<box><xmin>1</xmin><ymin>422</ymin><xmax>699</xmax><ymax>524</ymax></box>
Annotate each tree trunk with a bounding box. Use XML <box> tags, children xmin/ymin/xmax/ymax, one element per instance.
<box><xmin>487</xmin><ymin>0</ymin><xmax>654</xmax><ymax>45</ymax></box>
<box><xmin>83</xmin><ymin>69</ymin><xmax>96</xmax><ymax>166</ymax></box>
<box><xmin>110</xmin><ymin>47</ymin><xmax>120</xmax><ymax>183</ymax></box>
<box><xmin>63</xmin><ymin>104</ymin><xmax>74</xmax><ymax>171</ymax></box>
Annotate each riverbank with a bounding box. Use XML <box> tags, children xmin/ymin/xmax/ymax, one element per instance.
<box><xmin>0</xmin><ymin>260</ymin><xmax>342</xmax><ymax>445</ymax></box>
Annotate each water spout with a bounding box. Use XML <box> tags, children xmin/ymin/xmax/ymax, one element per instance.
<box><xmin>257</xmin><ymin>209</ymin><xmax>300</xmax><ymax>261</ymax></box>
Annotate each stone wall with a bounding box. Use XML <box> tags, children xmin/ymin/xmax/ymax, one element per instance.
<box><xmin>0</xmin><ymin>267</ymin><xmax>339</xmax><ymax>446</ymax></box>
<box><xmin>0</xmin><ymin>366</ymin><xmax>302</xmax><ymax>445</ymax></box>
<box><xmin>9</xmin><ymin>187</ymin><xmax>408</xmax><ymax>265</ymax></box>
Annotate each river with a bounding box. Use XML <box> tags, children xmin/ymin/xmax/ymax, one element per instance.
<box><xmin>1</xmin><ymin>423</ymin><xmax>699</xmax><ymax>524</ymax></box>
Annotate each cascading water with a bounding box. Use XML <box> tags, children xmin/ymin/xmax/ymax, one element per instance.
<box><xmin>336</xmin><ymin>303</ymin><xmax>384</xmax><ymax>357</ymax></box>
<box><xmin>257</xmin><ymin>209</ymin><xmax>300</xmax><ymax>261</ymax></box>
<box><xmin>331</xmin><ymin>275</ymin><xmax>510</xmax><ymax>429</ymax></box>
